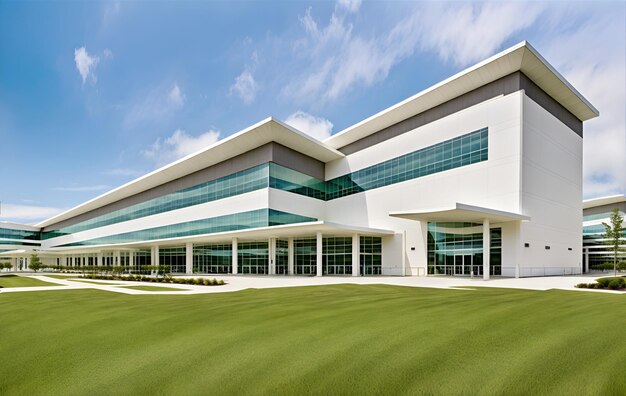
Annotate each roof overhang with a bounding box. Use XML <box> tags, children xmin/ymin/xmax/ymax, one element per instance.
<box><xmin>389</xmin><ymin>203</ymin><xmax>530</xmax><ymax>223</ymax></box>
<box><xmin>36</xmin><ymin>118</ymin><xmax>344</xmax><ymax>228</ymax></box>
<box><xmin>0</xmin><ymin>222</ymin><xmax>41</xmax><ymax>231</ymax></box>
<box><xmin>325</xmin><ymin>41</ymin><xmax>599</xmax><ymax>150</ymax></box>
<box><xmin>41</xmin><ymin>221</ymin><xmax>395</xmax><ymax>254</ymax></box>
<box><xmin>583</xmin><ymin>194</ymin><xmax>626</xmax><ymax>209</ymax></box>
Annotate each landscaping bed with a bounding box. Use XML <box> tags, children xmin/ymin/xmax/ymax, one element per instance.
<box><xmin>80</xmin><ymin>274</ymin><xmax>225</xmax><ymax>286</ymax></box>
<box><xmin>576</xmin><ymin>276</ymin><xmax>626</xmax><ymax>291</ymax></box>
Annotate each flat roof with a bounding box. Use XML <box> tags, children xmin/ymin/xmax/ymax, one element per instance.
<box><xmin>324</xmin><ymin>41</ymin><xmax>599</xmax><ymax>150</ymax></box>
<box><xmin>389</xmin><ymin>203</ymin><xmax>530</xmax><ymax>223</ymax></box>
<box><xmin>583</xmin><ymin>194</ymin><xmax>626</xmax><ymax>209</ymax></box>
<box><xmin>36</xmin><ymin>118</ymin><xmax>344</xmax><ymax>228</ymax></box>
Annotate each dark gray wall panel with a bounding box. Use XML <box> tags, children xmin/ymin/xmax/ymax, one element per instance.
<box><xmin>338</xmin><ymin>72</ymin><xmax>583</xmax><ymax>155</ymax></box>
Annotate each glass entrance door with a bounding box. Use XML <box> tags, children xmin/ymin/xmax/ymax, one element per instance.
<box><xmin>454</xmin><ymin>254</ymin><xmax>475</xmax><ymax>276</ymax></box>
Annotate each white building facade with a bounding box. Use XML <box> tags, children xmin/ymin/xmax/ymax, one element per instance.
<box><xmin>0</xmin><ymin>42</ymin><xmax>598</xmax><ymax>278</ymax></box>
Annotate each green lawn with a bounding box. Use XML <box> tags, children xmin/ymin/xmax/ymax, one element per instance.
<box><xmin>0</xmin><ymin>275</ymin><xmax>60</xmax><ymax>288</ymax></box>
<box><xmin>0</xmin><ymin>285</ymin><xmax>625</xmax><ymax>395</ymax></box>
<box><xmin>121</xmin><ymin>285</ymin><xmax>185</xmax><ymax>291</ymax></box>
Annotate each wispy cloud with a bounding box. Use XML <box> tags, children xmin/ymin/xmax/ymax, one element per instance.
<box><xmin>283</xmin><ymin>2</ymin><xmax>543</xmax><ymax>104</ymax></box>
<box><xmin>74</xmin><ymin>47</ymin><xmax>100</xmax><ymax>84</ymax></box>
<box><xmin>143</xmin><ymin>129</ymin><xmax>221</xmax><ymax>167</ymax></box>
<box><xmin>336</xmin><ymin>0</ymin><xmax>362</xmax><ymax>13</ymax></box>
<box><xmin>124</xmin><ymin>82</ymin><xmax>186</xmax><ymax>126</ymax></box>
<box><xmin>284</xmin><ymin>111</ymin><xmax>333</xmax><ymax>141</ymax></box>
<box><xmin>230</xmin><ymin>70</ymin><xmax>258</xmax><ymax>104</ymax></box>
<box><xmin>537</xmin><ymin>5</ymin><xmax>626</xmax><ymax>198</ymax></box>
<box><xmin>102</xmin><ymin>1</ymin><xmax>121</xmax><ymax>27</ymax></box>
<box><xmin>0</xmin><ymin>203</ymin><xmax>65</xmax><ymax>223</ymax></box>
<box><xmin>53</xmin><ymin>185</ymin><xmax>110</xmax><ymax>192</ymax></box>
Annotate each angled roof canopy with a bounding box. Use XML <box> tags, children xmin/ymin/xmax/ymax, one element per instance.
<box><xmin>325</xmin><ymin>41</ymin><xmax>599</xmax><ymax>150</ymax></box>
<box><xmin>36</xmin><ymin>118</ymin><xmax>344</xmax><ymax>228</ymax></box>
<box><xmin>583</xmin><ymin>194</ymin><xmax>626</xmax><ymax>209</ymax></box>
<box><xmin>390</xmin><ymin>203</ymin><xmax>530</xmax><ymax>224</ymax></box>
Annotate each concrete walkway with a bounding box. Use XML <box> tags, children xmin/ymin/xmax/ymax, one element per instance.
<box><xmin>0</xmin><ymin>273</ymin><xmax>623</xmax><ymax>295</ymax></box>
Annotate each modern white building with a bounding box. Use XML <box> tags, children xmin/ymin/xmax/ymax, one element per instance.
<box><xmin>0</xmin><ymin>41</ymin><xmax>599</xmax><ymax>278</ymax></box>
<box><xmin>582</xmin><ymin>195</ymin><xmax>626</xmax><ymax>271</ymax></box>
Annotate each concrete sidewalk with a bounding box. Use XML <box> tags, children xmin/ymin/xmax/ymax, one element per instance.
<box><xmin>0</xmin><ymin>273</ymin><xmax>623</xmax><ymax>295</ymax></box>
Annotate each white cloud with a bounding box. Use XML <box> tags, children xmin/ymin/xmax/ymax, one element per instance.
<box><xmin>230</xmin><ymin>69</ymin><xmax>258</xmax><ymax>104</ymax></box>
<box><xmin>416</xmin><ymin>3</ymin><xmax>544</xmax><ymax>67</ymax></box>
<box><xmin>74</xmin><ymin>47</ymin><xmax>100</xmax><ymax>84</ymax></box>
<box><xmin>143</xmin><ymin>129</ymin><xmax>221</xmax><ymax>167</ymax></box>
<box><xmin>337</xmin><ymin>0</ymin><xmax>362</xmax><ymax>13</ymax></box>
<box><xmin>102</xmin><ymin>1</ymin><xmax>120</xmax><ymax>27</ymax></box>
<box><xmin>536</xmin><ymin>5</ymin><xmax>626</xmax><ymax>198</ymax></box>
<box><xmin>0</xmin><ymin>203</ymin><xmax>65</xmax><ymax>222</ymax></box>
<box><xmin>168</xmin><ymin>83</ymin><xmax>185</xmax><ymax>107</ymax></box>
<box><xmin>125</xmin><ymin>82</ymin><xmax>186</xmax><ymax>126</ymax></box>
<box><xmin>103</xmin><ymin>48</ymin><xmax>113</xmax><ymax>59</ymax></box>
<box><xmin>284</xmin><ymin>2</ymin><xmax>544</xmax><ymax>103</ymax></box>
<box><xmin>284</xmin><ymin>111</ymin><xmax>333</xmax><ymax>141</ymax></box>
<box><xmin>53</xmin><ymin>185</ymin><xmax>110</xmax><ymax>192</ymax></box>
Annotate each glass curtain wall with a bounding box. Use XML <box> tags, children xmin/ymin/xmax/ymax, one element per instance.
<box><xmin>323</xmin><ymin>237</ymin><xmax>352</xmax><ymax>275</ymax></box>
<box><xmin>193</xmin><ymin>243</ymin><xmax>232</xmax><ymax>274</ymax></box>
<box><xmin>360</xmin><ymin>236</ymin><xmax>382</xmax><ymax>275</ymax></box>
<box><xmin>275</xmin><ymin>239</ymin><xmax>289</xmax><ymax>274</ymax></box>
<box><xmin>427</xmin><ymin>222</ymin><xmax>501</xmax><ymax>276</ymax></box>
<box><xmin>294</xmin><ymin>238</ymin><xmax>317</xmax><ymax>275</ymax></box>
<box><xmin>159</xmin><ymin>246</ymin><xmax>186</xmax><ymax>273</ymax></box>
<box><xmin>238</xmin><ymin>242</ymin><xmax>268</xmax><ymax>274</ymax></box>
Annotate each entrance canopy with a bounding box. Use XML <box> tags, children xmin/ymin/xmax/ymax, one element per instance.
<box><xmin>389</xmin><ymin>203</ymin><xmax>530</xmax><ymax>223</ymax></box>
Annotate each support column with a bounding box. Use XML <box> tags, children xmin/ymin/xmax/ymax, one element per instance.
<box><xmin>232</xmin><ymin>238</ymin><xmax>238</xmax><ymax>274</ymax></box>
<box><xmin>352</xmin><ymin>234</ymin><xmax>360</xmax><ymax>277</ymax></box>
<box><xmin>97</xmin><ymin>253</ymin><xmax>102</xmax><ymax>267</ymax></box>
<box><xmin>584</xmin><ymin>248</ymin><xmax>589</xmax><ymax>273</ymax></box>
<box><xmin>114</xmin><ymin>251</ymin><xmax>120</xmax><ymax>267</ymax></box>
<box><xmin>186</xmin><ymin>243</ymin><xmax>193</xmax><ymax>275</ymax></box>
<box><xmin>129</xmin><ymin>251</ymin><xmax>135</xmax><ymax>272</ymax></box>
<box><xmin>316</xmin><ymin>232</ymin><xmax>323</xmax><ymax>277</ymax></box>
<box><xmin>11</xmin><ymin>257</ymin><xmax>17</xmax><ymax>271</ymax></box>
<box><xmin>483</xmin><ymin>219</ymin><xmax>490</xmax><ymax>280</ymax></box>
<box><xmin>288</xmin><ymin>237</ymin><xmax>294</xmax><ymax>275</ymax></box>
<box><xmin>269</xmin><ymin>238</ymin><xmax>276</xmax><ymax>275</ymax></box>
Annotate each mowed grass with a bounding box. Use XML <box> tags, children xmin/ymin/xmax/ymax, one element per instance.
<box><xmin>0</xmin><ymin>275</ymin><xmax>60</xmax><ymax>288</ymax></box>
<box><xmin>0</xmin><ymin>285</ymin><xmax>625</xmax><ymax>395</ymax></box>
<box><xmin>121</xmin><ymin>285</ymin><xmax>185</xmax><ymax>291</ymax></box>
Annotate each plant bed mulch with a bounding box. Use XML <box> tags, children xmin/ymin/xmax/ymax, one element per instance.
<box><xmin>576</xmin><ymin>276</ymin><xmax>626</xmax><ymax>291</ymax></box>
<box><xmin>79</xmin><ymin>274</ymin><xmax>225</xmax><ymax>286</ymax></box>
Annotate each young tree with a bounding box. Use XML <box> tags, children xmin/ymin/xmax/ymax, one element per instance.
<box><xmin>29</xmin><ymin>254</ymin><xmax>44</xmax><ymax>272</ymax></box>
<box><xmin>602</xmin><ymin>208</ymin><xmax>625</xmax><ymax>277</ymax></box>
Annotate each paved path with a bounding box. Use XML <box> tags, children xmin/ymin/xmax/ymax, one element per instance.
<box><xmin>0</xmin><ymin>273</ymin><xmax>623</xmax><ymax>295</ymax></box>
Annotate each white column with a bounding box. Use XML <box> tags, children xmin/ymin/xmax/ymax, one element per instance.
<box><xmin>186</xmin><ymin>242</ymin><xmax>193</xmax><ymax>275</ymax></box>
<box><xmin>316</xmin><ymin>232</ymin><xmax>323</xmax><ymax>277</ymax></box>
<box><xmin>129</xmin><ymin>251</ymin><xmax>135</xmax><ymax>271</ymax></box>
<box><xmin>483</xmin><ymin>218</ymin><xmax>490</xmax><ymax>281</ymax></box>
<box><xmin>96</xmin><ymin>253</ymin><xmax>102</xmax><ymax>267</ymax></box>
<box><xmin>288</xmin><ymin>237</ymin><xmax>294</xmax><ymax>275</ymax></box>
<box><xmin>11</xmin><ymin>257</ymin><xmax>17</xmax><ymax>271</ymax></box>
<box><xmin>232</xmin><ymin>238</ymin><xmax>238</xmax><ymax>275</ymax></box>
<box><xmin>352</xmin><ymin>234</ymin><xmax>360</xmax><ymax>277</ymax></box>
<box><xmin>151</xmin><ymin>246</ymin><xmax>159</xmax><ymax>266</ymax></box>
<box><xmin>269</xmin><ymin>238</ymin><xmax>276</xmax><ymax>275</ymax></box>
<box><xmin>584</xmin><ymin>248</ymin><xmax>589</xmax><ymax>273</ymax></box>
<box><xmin>114</xmin><ymin>251</ymin><xmax>120</xmax><ymax>267</ymax></box>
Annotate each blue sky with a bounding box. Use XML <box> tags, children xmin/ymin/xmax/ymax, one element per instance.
<box><xmin>1</xmin><ymin>0</ymin><xmax>624</xmax><ymax>223</ymax></box>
